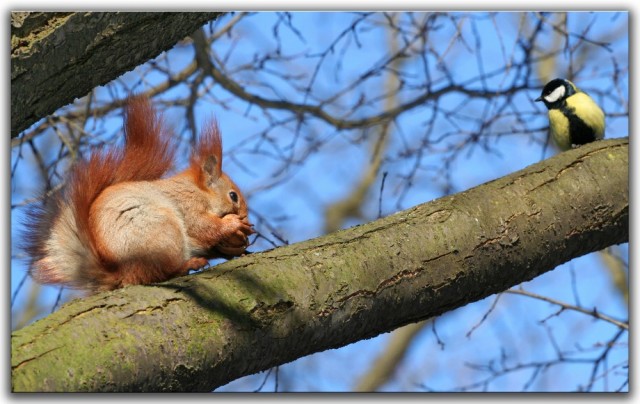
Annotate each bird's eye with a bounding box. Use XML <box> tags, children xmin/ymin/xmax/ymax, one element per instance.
<box><xmin>229</xmin><ymin>191</ymin><xmax>238</xmax><ymax>203</ymax></box>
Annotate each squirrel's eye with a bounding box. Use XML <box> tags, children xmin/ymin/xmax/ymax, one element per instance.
<box><xmin>229</xmin><ymin>191</ymin><xmax>238</xmax><ymax>203</ymax></box>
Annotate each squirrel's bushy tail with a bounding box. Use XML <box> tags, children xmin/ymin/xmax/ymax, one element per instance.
<box><xmin>23</xmin><ymin>97</ymin><xmax>175</xmax><ymax>291</ymax></box>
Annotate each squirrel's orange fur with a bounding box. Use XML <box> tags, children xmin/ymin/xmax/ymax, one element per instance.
<box><xmin>23</xmin><ymin>97</ymin><xmax>254</xmax><ymax>293</ymax></box>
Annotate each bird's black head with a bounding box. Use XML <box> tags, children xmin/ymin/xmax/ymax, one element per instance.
<box><xmin>535</xmin><ymin>78</ymin><xmax>576</xmax><ymax>110</ymax></box>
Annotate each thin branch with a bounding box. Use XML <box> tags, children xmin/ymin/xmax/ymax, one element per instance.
<box><xmin>504</xmin><ymin>289</ymin><xmax>628</xmax><ymax>330</ymax></box>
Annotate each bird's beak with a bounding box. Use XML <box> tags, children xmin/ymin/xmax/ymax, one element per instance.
<box><xmin>535</xmin><ymin>96</ymin><xmax>542</xmax><ymax>102</ymax></box>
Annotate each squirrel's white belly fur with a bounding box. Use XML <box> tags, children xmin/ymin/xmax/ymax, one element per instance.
<box><xmin>92</xmin><ymin>181</ymin><xmax>191</xmax><ymax>265</ymax></box>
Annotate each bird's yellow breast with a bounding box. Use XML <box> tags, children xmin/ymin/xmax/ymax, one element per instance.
<box><xmin>548</xmin><ymin>109</ymin><xmax>571</xmax><ymax>150</ymax></box>
<box><xmin>565</xmin><ymin>92</ymin><xmax>605</xmax><ymax>138</ymax></box>
<box><xmin>547</xmin><ymin>91</ymin><xmax>605</xmax><ymax>151</ymax></box>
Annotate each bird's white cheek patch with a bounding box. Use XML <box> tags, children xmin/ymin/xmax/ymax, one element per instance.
<box><xmin>544</xmin><ymin>86</ymin><xmax>565</xmax><ymax>103</ymax></box>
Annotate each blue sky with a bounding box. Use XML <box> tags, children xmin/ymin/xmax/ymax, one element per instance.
<box><xmin>10</xmin><ymin>11</ymin><xmax>629</xmax><ymax>392</ymax></box>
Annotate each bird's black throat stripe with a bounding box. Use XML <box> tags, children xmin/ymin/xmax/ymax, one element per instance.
<box><xmin>560</xmin><ymin>104</ymin><xmax>598</xmax><ymax>145</ymax></box>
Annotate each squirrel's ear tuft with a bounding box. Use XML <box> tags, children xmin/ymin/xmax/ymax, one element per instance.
<box><xmin>189</xmin><ymin>119</ymin><xmax>224</xmax><ymax>190</ymax></box>
<box><xmin>202</xmin><ymin>155</ymin><xmax>222</xmax><ymax>185</ymax></box>
<box><xmin>195</xmin><ymin>119</ymin><xmax>223</xmax><ymax>166</ymax></box>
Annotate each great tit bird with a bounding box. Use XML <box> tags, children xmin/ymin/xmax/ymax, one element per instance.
<box><xmin>535</xmin><ymin>78</ymin><xmax>605</xmax><ymax>151</ymax></box>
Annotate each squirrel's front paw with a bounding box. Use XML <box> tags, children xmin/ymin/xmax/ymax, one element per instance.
<box><xmin>216</xmin><ymin>215</ymin><xmax>254</xmax><ymax>256</ymax></box>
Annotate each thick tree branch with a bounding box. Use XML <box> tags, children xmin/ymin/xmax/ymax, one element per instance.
<box><xmin>11</xmin><ymin>12</ymin><xmax>222</xmax><ymax>137</ymax></box>
<box><xmin>11</xmin><ymin>138</ymin><xmax>628</xmax><ymax>392</ymax></box>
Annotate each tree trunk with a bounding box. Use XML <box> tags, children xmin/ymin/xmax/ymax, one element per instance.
<box><xmin>11</xmin><ymin>138</ymin><xmax>628</xmax><ymax>392</ymax></box>
<box><xmin>11</xmin><ymin>12</ymin><xmax>222</xmax><ymax>137</ymax></box>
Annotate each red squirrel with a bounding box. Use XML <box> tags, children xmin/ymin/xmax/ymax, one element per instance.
<box><xmin>23</xmin><ymin>96</ymin><xmax>254</xmax><ymax>293</ymax></box>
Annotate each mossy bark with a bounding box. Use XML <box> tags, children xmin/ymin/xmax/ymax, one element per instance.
<box><xmin>11</xmin><ymin>12</ymin><xmax>222</xmax><ymax>137</ymax></box>
<box><xmin>11</xmin><ymin>138</ymin><xmax>628</xmax><ymax>392</ymax></box>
